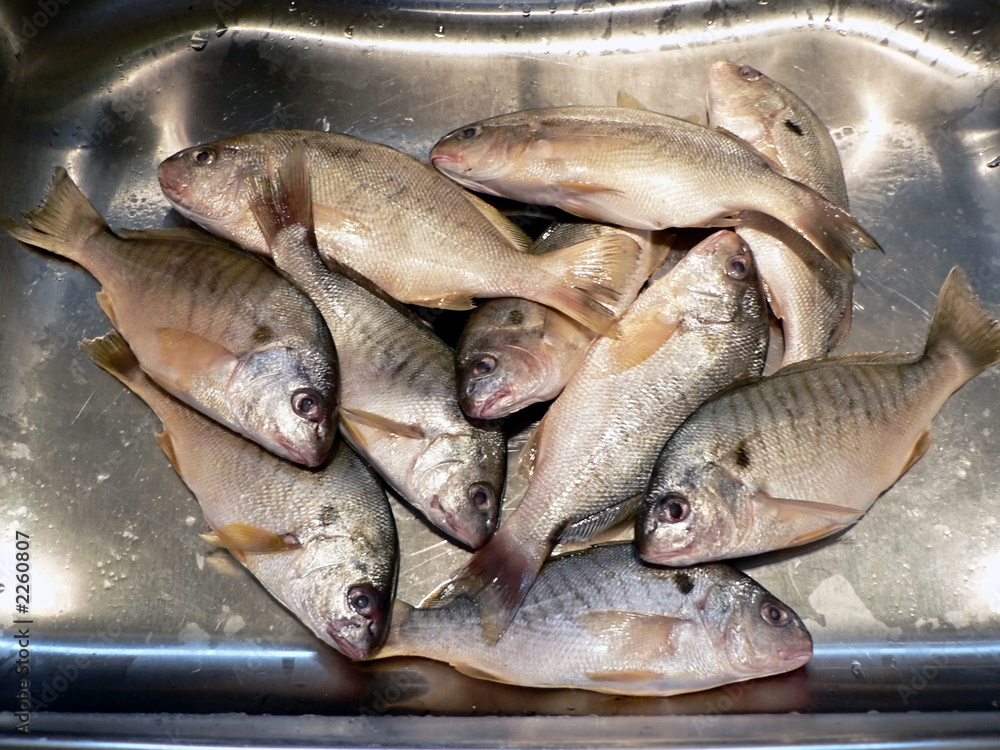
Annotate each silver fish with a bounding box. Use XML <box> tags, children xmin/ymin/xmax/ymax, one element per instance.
<box><xmin>438</xmin><ymin>230</ymin><xmax>769</xmax><ymax>640</ymax></box>
<box><xmin>637</xmin><ymin>267</ymin><xmax>1000</xmax><ymax>565</ymax></box>
<box><xmin>246</xmin><ymin>141</ymin><xmax>506</xmax><ymax>549</ymax></box>
<box><xmin>430</xmin><ymin>105</ymin><xmax>882</xmax><ymax>277</ymax></box>
<box><xmin>707</xmin><ymin>61</ymin><xmax>853</xmax><ymax>366</ymax></box>
<box><xmin>456</xmin><ymin>221</ymin><xmax>673</xmax><ymax>419</ymax></box>
<box><xmin>80</xmin><ymin>332</ymin><xmax>397</xmax><ymax>661</ymax></box>
<box><xmin>158</xmin><ymin>129</ymin><xmax>641</xmax><ymax>334</ymax></box>
<box><xmin>4</xmin><ymin>169</ymin><xmax>337</xmax><ymax>467</ymax></box>
<box><xmin>379</xmin><ymin>543</ymin><xmax>811</xmax><ymax>696</ymax></box>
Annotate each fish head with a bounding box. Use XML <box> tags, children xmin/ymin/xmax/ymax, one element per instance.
<box><xmin>636</xmin><ymin>461</ymin><xmax>751</xmax><ymax>566</ymax></box>
<box><xmin>286</xmin><ymin>535</ymin><xmax>398</xmax><ymax>661</ymax></box>
<box><xmin>409</xmin><ymin>429</ymin><xmax>506</xmax><ymax>549</ymax></box>
<box><xmin>698</xmin><ymin>568</ymin><xmax>813</xmax><ymax>677</ymax></box>
<box><xmin>228</xmin><ymin>345</ymin><xmax>338</xmax><ymax>467</ymax></box>
<box><xmin>668</xmin><ymin>230</ymin><xmax>765</xmax><ymax>330</ymax></box>
<box><xmin>159</xmin><ymin>139</ymin><xmax>263</xmax><ymax>243</ymax></box>
<box><xmin>706</xmin><ymin>62</ymin><xmax>785</xmax><ymax>160</ymax></box>
<box><xmin>456</xmin><ymin>311</ymin><xmax>554</xmax><ymax>419</ymax></box>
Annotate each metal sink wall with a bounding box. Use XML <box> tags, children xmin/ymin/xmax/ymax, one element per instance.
<box><xmin>0</xmin><ymin>0</ymin><xmax>999</xmax><ymax>732</ymax></box>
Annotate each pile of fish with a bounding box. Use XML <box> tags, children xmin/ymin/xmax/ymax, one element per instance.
<box><xmin>6</xmin><ymin>60</ymin><xmax>1000</xmax><ymax>698</ymax></box>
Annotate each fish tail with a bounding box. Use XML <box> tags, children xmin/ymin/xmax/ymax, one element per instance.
<box><xmin>924</xmin><ymin>266</ymin><xmax>1000</xmax><ymax>381</ymax></box>
<box><xmin>770</xmin><ymin>184</ymin><xmax>881</xmax><ymax>277</ymax></box>
<box><xmin>3</xmin><ymin>168</ymin><xmax>108</xmax><ymax>262</ymax></box>
<box><xmin>427</xmin><ymin>528</ymin><xmax>548</xmax><ymax>644</ymax></box>
<box><xmin>536</xmin><ymin>233</ymin><xmax>643</xmax><ymax>334</ymax></box>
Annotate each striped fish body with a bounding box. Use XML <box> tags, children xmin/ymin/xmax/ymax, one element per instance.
<box><xmin>638</xmin><ymin>267</ymin><xmax>1000</xmax><ymax>565</ymax></box>
<box><xmin>4</xmin><ymin>169</ymin><xmax>337</xmax><ymax>467</ymax></box>
<box><xmin>377</xmin><ymin>543</ymin><xmax>811</xmax><ymax>696</ymax></box>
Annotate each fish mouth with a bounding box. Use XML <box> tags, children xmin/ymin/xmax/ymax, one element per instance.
<box><xmin>429</xmin><ymin>495</ymin><xmax>489</xmax><ymax>549</ymax></box>
<box><xmin>430</xmin><ymin>152</ymin><xmax>463</xmax><ymax>169</ymax></box>
<box><xmin>464</xmin><ymin>384</ymin><xmax>514</xmax><ymax>420</ymax></box>
<box><xmin>325</xmin><ymin>624</ymin><xmax>368</xmax><ymax>661</ymax></box>
<box><xmin>273</xmin><ymin>433</ymin><xmax>324</xmax><ymax>468</ymax></box>
<box><xmin>777</xmin><ymin>645</ymin><xmax>813</xmax><ymax>669</ymax></box>
<box><xmin>638</xmin><ymin>542</ymin><xmax>697</xmax><ymax>567</ymax></box>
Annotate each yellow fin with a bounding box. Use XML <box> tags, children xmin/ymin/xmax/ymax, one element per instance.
<box><xmin>610</xmin><ymin>313</ymin><xmax>681</xmax><ymax>373</ymax></box>
<box><xmin>705</xmin><ymin>215</ymin><xmax>743</xmax><ymax>228</ymax></box>
<box><xmin>558</xmin><ymin>180</ymin><xmax>626</xmax><ymax>195</ymax></box>
<box><xmin>616</xmin><ymin>90</ymin><xmax>650</xmax><ymax>111</ymax></box>
<box><xmin>199</xmin><ymin>523</ymin><xmax>300</xmax><ymax>552</ymax></box>
<box><xmin>899</xmin><ymin>430</ymin><xmax>932</xmax><ymax>478</ymax></box>
<box><xmin>750</xmin><ymin>490</ymin><xmax>865</xmax><ymax>525</ymax></box>
<box><xmin>154</xmin><ymin>329</ymin><xmax>238</xmax><ymax>381</ymax></box>
<box><xmin>462</xmin><ymin>191</ymin><xmax>532</xmax><ymax>252</ymax></box>
<box><xmin>578</xmin><ymin>610</ymin><xmax>685</xmax><ymax>658</ymax></box>
<box><xmin>584</xmin><ymin>668</ymin><xmax>663</xmax><ymax>683</ymax></box>
<box><xmin>96</xmin><ymin>290</ymin><xmax>120</xmax><ymax>330</ymax></box>
<box><xmin>154</xmin><ymin>429</ymin><xmax>181</xmax><ymax>473</ymax></box>
<box><xmin>405</xmin><ymin>293</ymin><xmax>477</xmax><ymax>311</ymax></box>
<box><xmin>339</xmin><ymin>406</ymin><xmax>427</xmax><ymax>440</ymax></box>
<box><xmin>313</xmin><ymin>202</ymin><xmax>372</xmax><ymax>237</ymax></box>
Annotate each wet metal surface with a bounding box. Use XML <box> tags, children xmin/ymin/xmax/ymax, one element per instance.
<box><xmin>0</xmin><ymin>0</ymin><xmax>999</xmax><ymax>736</ymax></box>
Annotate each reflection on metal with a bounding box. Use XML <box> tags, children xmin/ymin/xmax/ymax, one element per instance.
<box><xmin>0</xmin><ymin>0</ymin><xmax>999</xmax><ymax>733</ymax></box>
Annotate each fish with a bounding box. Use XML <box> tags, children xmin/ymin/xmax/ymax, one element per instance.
<box><xmin>636</xmin><ymin>267</ymin><xmax>1000</xmax><ymax>566</ymax></box>
<box><xmin>3</xmin><ymin>168</ymin><xmax>338</xmax><ymax>467</ymax></box>
<box><xmin>430</xmin><ymin>105</ymin><xmax>882</xmax><ymax>277</ymax></box>
<box><xmin>706</xmin><ymin>61</ymin><xmax>853</xmax><ymax>366</ymax></box>
<box><xmin>376</xmin><ymin>543</ymin><xmax>811</xmax><ymax>696</ymax></box>
<box><xmin>456</xmin><ymin>220</ymin><xmax>675</xmax><ymax>419</ymax></box>
<box><xmin>435</xmin><ymin>229</ymin><xmax>769</xmax><ymax>640</ymax></box>
<box><xmin>245</xmin><ymin>140</ymin><xmax>506</xmax><ymax>549</ymax></box>
<box><xmin>158</xmin><ymin>129</ymin><xmax>642</xmax><ymax>335</ymax></box>
<box><xmin>79</xmin><ymin>332</ymin><xmax>398</xmax><ymax>661</ymax></box>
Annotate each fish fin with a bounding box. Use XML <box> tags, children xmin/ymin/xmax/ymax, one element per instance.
<box><xmin>750</xmin><ymin>491</ymin><xmax>865</xmax><ymax>523</ymax></box>
<box><xmin>584</xmin><ymin>668</ymin><xmax>664</xmax><ymax>684</ymax></box>
<box><xmin>152</xmin><ymin>328</ymin><xmax>238</xmax><ymax>387</ymax></box>
<box><xmin>616</xmin><ymin>90</ymin><xmax>650</xmax><ymax>110</ymax></box>
<box><xmin>246</xmin><ymin>139</ymin><xmax>315</xmax><ymax>248</ymax></box>
<box><xmin>924</xmin><ymin>266</ymin><xmax>1000</xmax><ymax>380</ymax></box>
<box><xmin>199</xmin><ymin>523</ymin><xmax>300</xmax><ymax>553</ymax></box>
<box><xmin>578</xmin><ymin>610</ymin><xmax>684</xmax><ymax>647</ymax></box>
<box><xmin>154</xmin><ymin>429</ymin><xmax>182</xmax><ymax>473</ymax></box>
<box><xmin>512</xmin><ymin>415</ymin><xmax>545</xmax><ymax>481</ymax></box>
<box><xmin>536</xmin><ymin>233</ymin><xmax>643</xmax><ymax>334</ymax></box>
<box><xmin>609</xmin><ymin>313</ymin><xmax>681</xmax><ymax>373</ymax></box>
<box><xmin>786</xmin><ymin>525</ymin><xmax>848</xmax><ymax>548</ymax></box>
<box><xmin>899</xmin><ymin>429</ymin><xmax>933</xmax><ymax>479</ymax></box>
<box><xmin>461</xmin><ymin>191</ymin><xmax>532</xmax><ymax>252</ymax></box>
<box><xmin>705</xmin><ymin>215</ymin><xmax>743</xmax><ymax>228</ymax></box>
<box><xmin>774</xmin><ymin>188</ymin><xmax>881</xmax><ymax>276</ymax></box>
<box><xmin>95</xmin><ymin>291</ymin><xmax>121</xmax><ymax>330</ymax></box>
<box><xmin>828</xmin><ymin>298</ymin><xmax>853</xmax><ymax>350</ymax></box>
<box><xmin>338</xmin><ymin>410</ymin><xmax>370</xmax><ymax>453</ymax></box>
<box><xmin>771</xmin><ymin>351</ymin><xmax>916</xmax><ymax>378</ymax></box>
<box><xmin>3</xmin><ymin>168</ymin><xmax>108</xmax><ymax>263</ymax></box>
<box><xmin>339</xmin><ymin>406</ymin><xmax>427</xmax><ymax>440</ymax></box>
<box><xmin>442</xmin><ymin>530</ymin><xmax>548</xmax><ymax>644</ymax></box>
<box><xmin>450</xmin><ymin>663</ymin><xmax>508</xmax><ymax>685</ymax></box>
<box><xmin>558</xmin><ymin>493</ymin><xmax>646</xmax><ymax>544</ymax></box>
<box><xmin>405</xmin><ymin>293</ymin><xmax>477</xmax><ymax>311</ymax></box>
<box><xmin>541</xmin><ymin>307</ymin><xmax>591</xmax><ymax>348</ymax></box>
<box><xmin>115</xmin><ymin>227</ymin><xmax>226</xmax><ymax>245</ymax></box>
<box><xmin>557</xmin><ymin>180</ymin><xmax>626</xmax><ymax>195</ymax></box>
<box><xmin>313</xmin><ymin>202</ymin><xmax>373</xmax><ymax>238</ymax></box>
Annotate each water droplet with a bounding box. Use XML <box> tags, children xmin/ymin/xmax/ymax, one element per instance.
<box><xmin>522</xmin><ymin>3</ymin><xmax>531</xmax><ymax>16</ymax></box>
<box><xmin>434</xmin><ymin>24</ymin><xmax>446</xmax><ymax>37</ymax></box>
<box><xmin>190</xmin><ymin>32</ymin><xmax>209</xmax><ymax>51</ymax></box>
<box><xmin>850</xmin><ymin>660</ymin><xmax>863</xmax><ymax>677</ymax></box>
<box><xmin>548</xmin><ymin>0</ymin><xmax>557</xmax><ymax>11</ymax></box>
<box><xmin>344</xmin><ymin>25</ymin><xmax>354</xmax><ymax>38</ymax></box>
<box><xmin>288</xmin><ymin>0</ymin><xmax>297</xmax><ymax>10</ymax></box>
<box><xmin>216</xmin><ymin>22</ymin><xmax>228</xmax><ymax>37</ymax></box>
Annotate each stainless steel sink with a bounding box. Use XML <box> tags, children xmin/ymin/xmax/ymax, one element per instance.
<box><xmin>1</xmin><ymin>0</ymin><xmax>999</xmax><ymax>745</ymax></box>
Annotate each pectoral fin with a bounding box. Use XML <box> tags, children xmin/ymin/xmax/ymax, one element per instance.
<box><xmin>200</xmin><ymin>523</ymin><xmax>300</xmax><ymax>552</ymax></box>
<box><xmin>750</xmin><ymin>490</ymin><xmax>866</xmax><ymax>526</ymax></box>
<box><xmin>96</xmin><ymin>291</ymin><xmax>121</xmax><ymax>330</ymax></box>
<box><xmin>584</xmin><ymin>668</ymin><xmax>664</xmax><ymax>683</ymax></box>
<box><xmin>610</xmin><ymin>313</ymin><xmax>681</xmax><ymax>373</ymax></box>
<box><xmin>578</xmin><ymin>610</ymin><xmax>686</xmax><ymax>658</ymax></box>
<box><xmin>313</xmin><ymin>202</ymin><xmax>372</xmax><ymax>238</ymax></box>
<box><xmin>339</xmin><ymin>406</ymin><xmax>427</xmax><ymax>440</ymax></box>
<box><xmin>558</xmin><ymin>181</ymin><xmax>626</xmax><ymax>195</ymax></box>
<box><xmin>616</xmin><ymin>90</ymin><xmax>650</xmax><ymax>110</ymax></box>
<box><xmin>153</xmin><ymin>329</ymin><xmax>239</xmax><ymax>387</ymax></box>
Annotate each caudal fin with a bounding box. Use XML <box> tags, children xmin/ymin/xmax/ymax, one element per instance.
<box><xmin>3</xmin><ymin>168</ymin><xmax>108</xmax><ymax>263</ymax></box>
<box><xmin>535</xmin><ymin>233</ymin><xmax>642</xmax><ymax>334</ymax></box>
<box><xmin>924</xmin><ymin>266</ymin><xmax>1000</xmax><ymax>382</ymax></box>
<box><xmin>423</xmin><ymin>528</ymin><xmax>547</xmax><ymax>644</ymax></box>
<box><xmin>770</xmin><ymin>183</ymin><xmax>881</xmax><ymax>278</ymax></box>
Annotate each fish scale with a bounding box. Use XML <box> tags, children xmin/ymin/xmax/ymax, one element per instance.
<box><xmin>637</xmin><ymin>267</ymin><xmax>1000</xmax><ymax>565</ymax></box>
<box><xmin>377</xmin><ymin>543</ymin><xmax>812</xmax><ymax>696</ymax></box>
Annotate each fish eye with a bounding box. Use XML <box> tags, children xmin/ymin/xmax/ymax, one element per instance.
<box><xmin>348</xmin><ymin>585</ymin><xmax>378</xmax><ymax>618</ymax></box>
<box><xmin>469</xmin><ymin>482</ymin><xmax>494</xmax><ymax>510</ymax></box>
<box><xmin>472</xmin><ymin>355</ymin><xmax>497</xmax><ymax>377</ymax></box>
<box><xmin>760</xmin><ymin>600</ymin><xmax>791</xmax><ymax>627</ymax></box>
<box><xmin>191</xmin><ymin>147</ymin><xmax>217</xmax><ymax>165</ymax></box>
<box><xmin>726</xmin><ymin>253</ymin><xmax>751</xmax><ymax>280</ymax></box>
<box><xmin>291</xmin><ymin>388</ymin><xmax>325</xmax><ymax>423</ymax></box>
<box><xmin>457</xmin><ymin>126</ymin><xmax>480</xmax><ymax>140</ymax></box>
<box><xmin>656</xmin><ymin>494</ymin><xmax>690</xmax><ymax>524</ymax></box>
<box><xmin>738</xmin><ymin>65</ymin><xmax>762</xmax><ymax>82</ymax></box>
